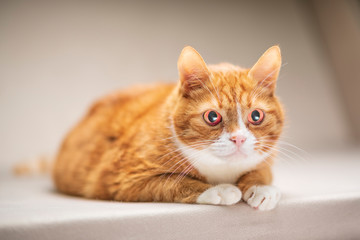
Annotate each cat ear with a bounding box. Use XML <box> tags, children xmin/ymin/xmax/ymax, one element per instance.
<box><xmin>177</xmin><ymin>46</ymin><xmax>210</xmax><ymax>93</ymax></box>
<box><xmin>248</xmin><ymin>46</ymin><xmax>282</xmax><ymax>93</ymax></box>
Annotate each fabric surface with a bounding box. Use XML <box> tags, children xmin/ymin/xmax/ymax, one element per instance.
<box><xmin>1</xmin><ymin>149</ymin><xmax>360</xmax><ymax>240</ymax></box>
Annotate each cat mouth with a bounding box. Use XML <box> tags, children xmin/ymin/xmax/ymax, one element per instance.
<box><xmin>223</xmin><ymin>149</ymin><xmax>248</xmax><ymax>160</ymax></box>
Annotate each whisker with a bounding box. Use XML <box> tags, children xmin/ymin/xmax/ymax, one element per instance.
<box><xmin>155</xmin><ymin>139</ymin><xmax>213</xmax><ymax>164</ymax></box>
<box><xmin>171</xmin><ymin>157</ymin><xmax>201</xmax><ymax>189</ymax></box>
<box><xmin>260</xmin><ymin>144</ymin><xmax>308</xmax><ymax>164</ymax></box>
<box><xmin>259</xmin><ymin>150</ymin><xmax>294</xmax><ymax>166</ymax></box>
<box><xmin>259</xmin><ymin>139</ymin><xmax>311</xmax><ymax>158</ymax></box>
<box><xmin>164</xmin><ymin>148</ymin><xmax>205</xmax><ymax>185</ymax></box>
<box><xmin>260</xmin><ymin>143</ymin><xmax>309</xmax><ymax>163</ymax></box>
<box><xmin>155</xmin><ymin>142</ymin><xmax>211</xmax><ymax>168</ymax></box>
<box><xmin>155</xmin><ymin>134</ymin><xmax>184</xmax><ymax>142</ymax></box>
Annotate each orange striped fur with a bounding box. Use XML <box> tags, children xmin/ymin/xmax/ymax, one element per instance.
<box><xmin>53</xmin><ymin>46</ymin><xmax>284</xmax><ymax>206</ymax></box>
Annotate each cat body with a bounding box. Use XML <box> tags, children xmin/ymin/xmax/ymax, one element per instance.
<box><xmin>53</xmin><ymin>46</ymin><xmax>284</xmax><ymax>210</ymax></box>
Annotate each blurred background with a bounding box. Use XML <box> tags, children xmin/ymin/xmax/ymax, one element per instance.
<box><xmin>1</xmin><ymin>0</ymin><xmax>360</xmax><ymax>174</ymax></box>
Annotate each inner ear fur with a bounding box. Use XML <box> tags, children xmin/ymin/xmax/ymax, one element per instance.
<box><xmin>248</xmin><ymin>46</ymin><xmax>282</xmax><ymax>93</ymax></box>
<box><xmin>177</xmin><ymin>46</ymin><xmax>210</xmax><ymax>93</ymax></box>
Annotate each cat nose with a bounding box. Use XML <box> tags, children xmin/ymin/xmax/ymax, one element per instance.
<box><xmin>230</xmin><ymin>135</ymin><xmax>247</xmax><ymax>147</ymax></box>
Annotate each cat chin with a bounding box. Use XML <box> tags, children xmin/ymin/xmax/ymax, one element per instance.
<box><xmin>221</xmin><ymin>149</ymin><xmax>248</xmax><ymax>159</ymax></box>
<box><xmin>217</xmin><ymin>152</ymin><xmax>262</xmax><ymax>165</ymax></box>
<box><xmin>220</xmin><ymin>152</ymin><xmax>249</xmax><ymax>163</ymax></box>
<box><xmin>212</xmin><ymin>148</ymin><xmax>270</xmax><ymax>166</ymax></box>
<box><xmin>203</xmin><ymin>147</ymin><xmax>263</xmax><ymax>166</ymax></box>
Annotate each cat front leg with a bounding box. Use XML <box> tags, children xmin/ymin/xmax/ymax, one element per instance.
<box><xmin>109</xmin><ymin>174</ymin><xmax>241</xmax><ymax>205</ymax></box>
<box><xmin>108</xmin><ymin>174</ymin><xmax>208</xmax><ymax>204</ymax></box>
<box><xmin>237</xmin><ymin>166</ymin><xmax>281</xmax><ymax>210</ymax></box>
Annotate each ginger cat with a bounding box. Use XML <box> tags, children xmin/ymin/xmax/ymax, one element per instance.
<box><xmin>53</xmin><ymin>46</ymin><xmax>284</xmax><ymax>210</ymax></box>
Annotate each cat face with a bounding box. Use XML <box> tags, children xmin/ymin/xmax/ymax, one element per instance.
<box><xmin>172</xmin><ymin>46</ymin><xmax>284</xmax><ymax>182</ymax></box>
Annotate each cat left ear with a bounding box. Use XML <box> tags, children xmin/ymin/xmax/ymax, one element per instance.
<box><xmin>248</xmin><ymin>46</ymin><xmax>282</xmax><ymax>94</ymax></box>
<box><xmin>178</xmin><ymin>46</ymin><xmax>210</xmax><ymax>94</ymax></box>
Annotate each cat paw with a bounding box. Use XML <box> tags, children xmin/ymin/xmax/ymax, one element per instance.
<box><xmin>196</xmin><ymin>184</ymin><xmax>242</xmax><ymax>205</ymax></box>
<box><xmin>243</xmin><ymin>185</ymin><xmax>281</xmax><ymax>211</ymax></box>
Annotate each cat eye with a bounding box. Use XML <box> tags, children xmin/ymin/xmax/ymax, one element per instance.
<box><xmin>248</xmin><ymin>109</ymin><xmax>265</xmax><ymax>125</ymax></box>
<box><xmin>203</xmin><ymin>110</ymin><xmax>222</xmax><ymax>126</ymax></box>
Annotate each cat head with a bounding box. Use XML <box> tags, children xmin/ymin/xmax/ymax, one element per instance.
<box><xmin>171</xmin><ymin>46</ymin><xmax>284</xmax><ymax>176</ymax></box>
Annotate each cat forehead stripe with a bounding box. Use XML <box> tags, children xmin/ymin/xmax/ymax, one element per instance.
<box><xmin>236</xmin><ymin>102</ymin><xmax>247</xmax><ymax>130</ymax></box>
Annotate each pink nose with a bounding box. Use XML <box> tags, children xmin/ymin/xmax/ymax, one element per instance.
<box><xmin>230</xmin><ymin>135</ymin><xmax>247</xmax><ymax>147</ymax></box>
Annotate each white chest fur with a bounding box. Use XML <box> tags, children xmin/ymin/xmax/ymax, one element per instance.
<box><xmin>181</xmin><ymin>147</ymin><xmax>259</xmax><ymax>185</ymax></box>
<box><xmin>193</xmin><ymin>159</ymin><xmax>249</xmax><ymax>184</ymax></box>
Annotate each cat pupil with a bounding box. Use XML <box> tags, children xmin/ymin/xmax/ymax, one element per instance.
<box><xmin>208</xmin><ymin>111</ymin><xmax>218</xmax><ymax>122</ymax></box>
<box><xmin>252</xmin><ymin>110</ymin><xmax>260</xmax><ymax>121</ymax></box>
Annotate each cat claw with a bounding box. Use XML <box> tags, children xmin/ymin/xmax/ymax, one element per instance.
<box><xmin>243</xmin><ymin>185</ymin><xmax>281</xmax><ymax>211</ymax></box>
<box><xmin>196</xmin><ymin>184</ymin><xmax>242</xmax><ymax>205</ymax></box>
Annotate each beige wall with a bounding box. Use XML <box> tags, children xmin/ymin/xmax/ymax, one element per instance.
<box><xmin>0</xmin><ymin>0</ymin><xmax>353</xmax><ymax>171</ymax></box>
<box><xmin>312</xmin><ymin>0</ymin><xmax>360</xmax><ymax>141</ymax></box>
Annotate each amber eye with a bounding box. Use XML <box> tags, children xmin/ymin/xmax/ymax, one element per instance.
<box><xmin>248</xmin><ymin>109</ymin><xmax>265</xmax><ymax>125</ymax></box>
<box><xmin>203</xmin><ymin>110</ymin><xmax>222</xmax><ymax>126</ymax></box>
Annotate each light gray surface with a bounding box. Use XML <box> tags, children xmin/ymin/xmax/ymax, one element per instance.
<box><xmin>1</xmin><ymin>149</ymin><xmax>360</xmax><ymax>240</ymax></box>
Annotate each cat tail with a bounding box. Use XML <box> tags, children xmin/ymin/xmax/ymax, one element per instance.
<box><xmin>13</xmin><ymin>155</ymin><xmax>53</xmax><ymax>176</ymax></box>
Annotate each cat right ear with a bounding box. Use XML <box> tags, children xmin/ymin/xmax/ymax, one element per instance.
<box><xmin>248</xmin><ymin>46</ymin><xmax>282</xmax><ymax>94</ymax></box>
<box><xmin>177</xmin><ymin>46</ymin><xmax>210</xmax><ymax>94</ymax></box>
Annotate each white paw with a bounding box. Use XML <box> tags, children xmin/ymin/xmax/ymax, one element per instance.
<box><xmin>196</xmin><ymin>184</ymin><xmax>242</xmax><ymax>205</ymax></box>
<box><xmin>243</xmin><ymin>185</ymin><xmax>281</xmax><ymax>211</ymax></box>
